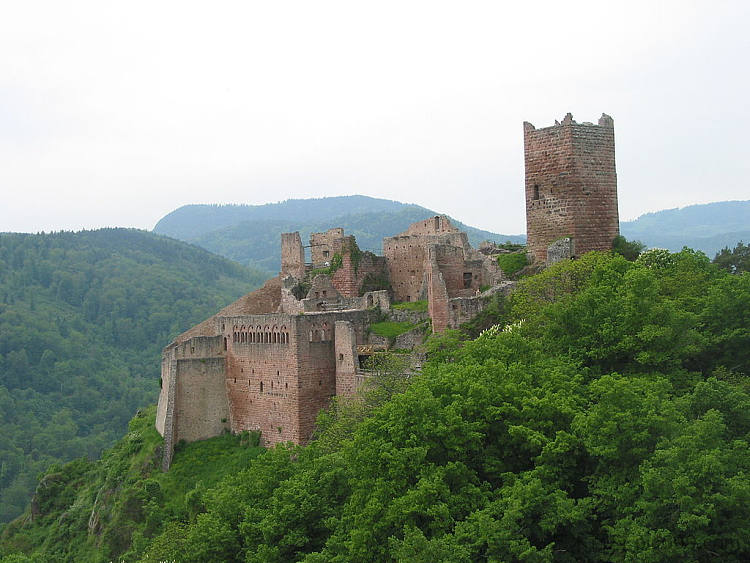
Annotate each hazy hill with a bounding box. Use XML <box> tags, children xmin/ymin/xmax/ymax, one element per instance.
<box><xmin>0</xmin><ymin>229</ymin><xmax>265</xmax><ymax>523</ymax></box>
<box><xmin>153</xmin><ymin>196</ymin><xmax>525</xmax><ymax>272</ymax></box>
<box><xmin>621</xmin><ymin>200</ymin><xmax>750</xmax><ymax>256</ymax></box>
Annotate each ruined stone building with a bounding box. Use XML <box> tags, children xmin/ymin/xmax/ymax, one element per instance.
<box><xmin>156</xmin><ymin>216</ymin><xmax>505</xmax><ymax>468</ymax></box>
<box><xmin>524</xmin><ymin>112</ymin><xmax>619</xmax><ymax>263</ymax></box>
<box><xmin>156</xmin><ymin>113</ymin><xmax>620</xmax><ymax>468</ymax></box>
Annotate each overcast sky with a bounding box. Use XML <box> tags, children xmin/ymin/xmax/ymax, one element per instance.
<box><xmin>1</xmin><ymin>1</ymin><xmax>748</xmax><ymax>236</ymax></box>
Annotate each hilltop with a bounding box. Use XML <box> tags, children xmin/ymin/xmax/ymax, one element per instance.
<box><xmin>153</xmin><ymin>196</ymin><xmax>524</xmax><ymax>272</ymax></box>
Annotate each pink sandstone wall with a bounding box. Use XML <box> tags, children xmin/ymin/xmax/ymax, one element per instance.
<box><xmin>525</xmin><ymin>113</ymin><xmax>619</xmax><ymax>263</ymax></box>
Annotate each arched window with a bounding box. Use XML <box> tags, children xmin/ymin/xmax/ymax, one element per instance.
<box><xmin>260</xmin><ymin>381</ymin><xmax>263</xmax><ymax>392</ymax></box>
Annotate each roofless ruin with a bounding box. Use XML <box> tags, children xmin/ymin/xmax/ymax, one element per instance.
<box><xmin>156</xmin><ymin>114</ymin><xmax>619</xmax><ymax>468</ymax></box>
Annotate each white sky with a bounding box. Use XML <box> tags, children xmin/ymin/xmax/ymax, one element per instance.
<box><xmin>1</xmin><ymin>0</ymin><xmax>748</xmax><ymax>235</ymax></box>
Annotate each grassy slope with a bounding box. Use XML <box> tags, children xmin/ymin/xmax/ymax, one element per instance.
<box><xmin>0</xmin><ymin>406</ymin><xmax>264</xmax><ymax>562</ymax></box>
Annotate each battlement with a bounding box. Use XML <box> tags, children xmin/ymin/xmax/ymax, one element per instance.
<box><xmin>524</xmin><ymin>112</ymin><xmax>614</xmax><ymax>132</ymax></box>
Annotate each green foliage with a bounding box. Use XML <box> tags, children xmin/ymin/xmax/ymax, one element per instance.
<box><xmin>308</xmin><ymin>254</ymin><xmax>343</xmax><ymax>280</ymax></box>
<box><xmin>5</xmin><ymin>248</ymin><xmax>750</xmax><ymax>562</ymax></box>
<box><xmin>636</xmin><ymin>247</ymin><xmax>676</xmax><ymax>269</ymax></box>
<box><xmin>612</xmin><ymin>234</ymin><xmax>646</xmax><ymax>261</ymax></box>
<box><xmin>0</xmin><ymin>229</ymin><xmax>264</xmax><ymax>523</ymax></box>
<box><xmin>358</xmin><ymin>272</ymin><xmax>392</xmax><ymax>296</ymax></box>
<box><xmin>328</xmin><ymin>253</ymin><xmax>343</xmax><ymax>274</ymax></box>
<box><xmin>459</xmin><ymin>293</ymin><xmax>508</xmax><ymax>339</ymax></box>
<box><xmin>369</xmin><ymin>321</ymin><xmax>416</xmax><ymax>340</ymax></box>
<box><xmin>714</xmin><ymin>241</ymin><xmax>750</xmax><ymax>274</ymax></box>
<box><xmin>391</xmin><ymin>299</ymin><xmax>428</xmax><ymax>312</ymax></box>
<box><xmin>290</xmin><ymin>280</ymin><xmax>311</xmax><ymax>300</ymax></box>
<box><xmin>0</xmin><ymin>407</ymin><xmax>264</xmax><ymax>562</ymax></box>
<box><xmin>496</xmin><ymin>252</ymin><xmax>528</xmax><ymax>277</ymax></box>
<box><xmin>495</xmin><ymin>241</ymin><xmax>526</xmax><ymax>252</ymax></box>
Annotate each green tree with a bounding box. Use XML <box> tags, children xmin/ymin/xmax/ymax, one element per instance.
<box><xmin>713</xmin><ymin>241</ymin><xmax>750</xmax><ymax>274</ymax></box>
<box><xmin>612</xmin><ymin>234</ymin><xmax>646</xmax><ymax>261</ymax></box>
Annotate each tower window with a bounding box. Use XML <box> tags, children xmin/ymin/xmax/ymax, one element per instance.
<box><xmin>533</xmin><ymin>184</ymin><xmax>540</xmax><ymax>200</ymax></box>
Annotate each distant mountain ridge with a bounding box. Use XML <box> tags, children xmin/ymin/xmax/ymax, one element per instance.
<box><xmin>154</xmin><ymin>196</ymin><xmax>525</xmax><ymax>272</ymax></box>
<box><xmin>621</xmin><ymin>200</ymin><xmax>750</xmax><ymax>256</ymax></box>
<box><xmin>154</xmin><ymin>196</ymin><xmax>750</xmax><ymax>269</ymax></box>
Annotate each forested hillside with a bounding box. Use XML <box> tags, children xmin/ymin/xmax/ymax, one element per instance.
<box><xmin>3</xmin><ymin>247</ymin><xmax>749</xmax><ymax>561</ymax></box>
<box><xmin>621</xmin><ymin>200</ymin><xmax>750</xmax><ymax>256</ymax></box>
<box><xmin>0</xmin><ymin>229</ymin><xmax>266</xmax><ymax>523</ymax></box>
<box><xmin>153</xmin><ymin>196</ymin><xmax>524</xmax><ymax>272</ymax></box>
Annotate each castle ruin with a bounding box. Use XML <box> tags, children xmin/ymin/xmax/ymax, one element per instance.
<box><xmin>156</xmin><ymin>216</ymin><xmax>507</xmax><ymax>469</ymax></box>
<box><xmin>156</xmin><ymin>113</ymin><xmax>620</xmax><ymax>469</ymax></box>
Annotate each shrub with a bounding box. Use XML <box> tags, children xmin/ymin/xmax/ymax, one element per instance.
<box><xmin>497</xmin><ymin>252</ymin><xmax>528</xmax><ymax>276</ymax></box>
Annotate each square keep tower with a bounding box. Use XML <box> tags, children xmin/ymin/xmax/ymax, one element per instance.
<box><xmin>524</xmin><ymin>113</ymin><xmax>619</xmax><ymax>263</ymax></box>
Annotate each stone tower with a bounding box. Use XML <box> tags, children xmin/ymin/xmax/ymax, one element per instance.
<box><xmin>524</xmin><ymin>113</ymin><xmax>619</xmax><ymax>263</ymax></box>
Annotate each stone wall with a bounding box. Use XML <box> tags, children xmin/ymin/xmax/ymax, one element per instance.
<box><xmin>383</xmin><ymin>216</ymin><xmax>478</xmax><ymax>303</ymax></box>
<box><xmin>281</xmin><ymin>232</ymin><xmax>306</xmax><ymax>280</ymax></box>
<box><xmin>383</xmin><ymin>238</ymin><xmax>429</xmax><ymax>302</ymax></box>
<box><xmin>330</xmin><ymin>245</ymin><xmax>389</xmax><ymax>298</ymax></box>
<box><xmin>426</xmin><ymin>255</ymin><xmax>451</xmax><ymax>333</ymax></box>
<box><xmin>399</xmin><ymin>215</ymin><xmax>459</xmax><ymax>236</ymax></box>
<box><xmin>334</xmin><ymin>320</ymin><xmax>358</xmax><ymax>396</ymax></box>
<box><xmin>222</xmin><ymin>313</ymin><xmax>302</xmax><ymax>446</ymax></box>
<box><xmin>174</xmin><ymin>356</ymin><xmax>230</xmax><ymax>443</ymax></box>
<box><xmin>546</xmin><ymin>237</ymin><xmax>575</xmax><ymax>265</ymax></box>
<box><xmin>524</xmin><ymin>113</ymin><xmax>619</xmax><ymax>263</ymax></box>
<box><xmin>310</xmin><ymin>228</ymin><xmax>345</xmax><ymax>268</ymax></box>
<box><xmin>218</xmin><ymin>309</ymin><xmax>373</xmax><ymax>448</ymax></box>
<box><xmin>393</xmin><ymin>327</ymin><xmax>426</xmax><ymax>350</ymax></box>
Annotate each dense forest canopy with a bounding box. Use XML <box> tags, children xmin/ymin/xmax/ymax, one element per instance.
<box><xmin>2</xmin><ymin>246</ymin><xmax>749</xmax><ymax>562</ymax></box>
<box><xmin>0</xmin><ymin>229</ymin><xmax>265</xmax><ymax>523</ymax></box>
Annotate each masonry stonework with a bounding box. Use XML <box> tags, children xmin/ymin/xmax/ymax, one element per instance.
<box><xmin>524</xmin><ymin>113</ymin><xmax>619</xmax><ymax>263</ymax></box>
